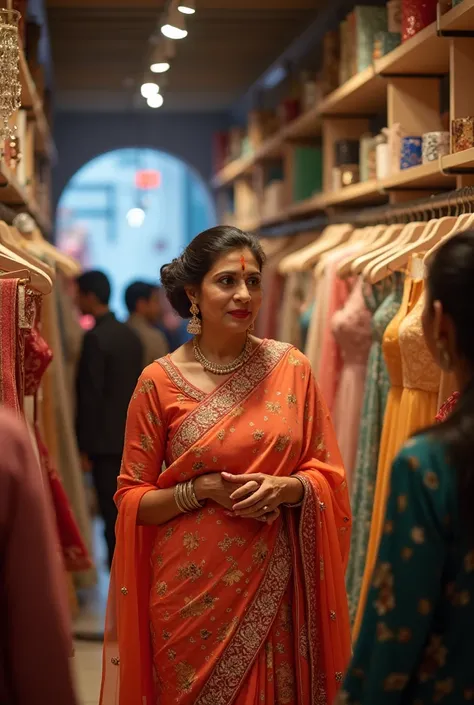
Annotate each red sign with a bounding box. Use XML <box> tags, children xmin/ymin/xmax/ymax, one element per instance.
<box><xmin>135</xmin><ymin>170</ymin><xmax>161</xmax><ymax>190</ymax></box>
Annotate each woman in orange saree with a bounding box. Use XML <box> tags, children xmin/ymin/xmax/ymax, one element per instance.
<box><xmin>100</xmin><ymin>227</ymin><xmax>352</xmax><ymax>705</ymax></box>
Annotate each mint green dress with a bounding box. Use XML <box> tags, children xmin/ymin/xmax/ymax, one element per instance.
<box><xmin>346</xmin><ymin>275</ymin><xmax>404</xmax><ymax>623</ymax></box>
<box><xmin>342</xmin><ymin>433</ymin><xmax>474</xmax><ymax>703</ymax></box>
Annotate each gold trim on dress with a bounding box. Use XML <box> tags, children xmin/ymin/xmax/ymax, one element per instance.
<box><xmin>169</xmin><ymin>340</ymin><xmax>292</xmax><ymax>461</ymax></box>
<box><xmin>194</xmin><ymin>523</ymin><xmax>292</xmax><ymax>705</ymax></box>
<box><xmin>158</xmin><ymin>357</ymin><xmax>207</xmax><ymax>403</ymax></box>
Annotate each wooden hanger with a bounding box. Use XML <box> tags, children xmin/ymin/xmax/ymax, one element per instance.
<box><xmin>0</xmin><ymin>243</ymin><xmax>53</xmax><ymax>294</ymax></box>
<box><xmin>279</xmin><ymin>224</ymin><xmax>353</xmax><ymax>274</ymax></box>
<box><xmin>369</xmin><ymin>216</ymin><xmax>458</xmax><ymax>284</ymax></box>
<box><xmin>362</xmin><ymin>221</ymin><xmax>428</xmax><ymax>281</ymax></box>
<box><xmin>0</xmin><ymin>222</ymin><xmax>55</xmax><ymax>280</ymax></box>
<box><xmin>423</xmin><ymin>192</ymin><xmax>474</xmax><ymax>264</ymax></box>
<box><xmin>13</xmin><ymin>214</ymin><xmax>82</xmax><ymax>277</ymax></box>
<box><xmin>337</xmin><ymin>224</ymin><xmax>401</xmax><ymax>279</ymax></box>
<box><xmin>351</xmin><ymin>224</ymin><xmax>404</xmax><ymax>274</ymax></box>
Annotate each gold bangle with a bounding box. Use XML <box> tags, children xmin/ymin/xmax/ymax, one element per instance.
<box><xmin>182</xmin><ymin>481</ymin><xmax>195</xmax><ymax>512</ymax></box>
<box><xmin>174</xmin><ymin>480</ymin><xmax>204</xmax><ymax>513</ymax></box>
<box><xmin>186</xmin><ymin>480</ymin><xmax>203</xmax><ymax>510</ymax></box>
<box><xmin>174</xmin><ymin>483</ymin><xmax>189</xmax><ymax>513</ymax></box>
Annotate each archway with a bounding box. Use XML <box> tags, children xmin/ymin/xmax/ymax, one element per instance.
<box><xmin>56</xmin><ymin>147</ymin><xmax>216</xmax><ymax>320</ymax></box>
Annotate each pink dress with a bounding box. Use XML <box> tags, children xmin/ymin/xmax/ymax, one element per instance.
<box><xmin>317</xmin><ymin>245</ymin><xmax>362</xmax><ymax>410</ymax></box>
<box><xmin>331</xmin><ymin>279</ymin><xmax>372</xmax><ymax>487</ymax></box>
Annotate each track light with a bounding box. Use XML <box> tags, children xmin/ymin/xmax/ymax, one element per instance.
<box><xmin>140</xmin><ymin>82</ymin><xmax>159</xmax><ymax>98</ymax></box>
<box><xmin>161</xmin><ymin>6</ymin><xmax>188</xmax><ymax>40</ymax></box>
<box><xmin>150</xmin><ymin>42</ymin><xmax>171</xmax><ymax>74</ymax></box>
<box><xmin>178</xmin><ymin>0</ymin><xmax>195</xmax><ymax>14</ymax></box>
<box><xmin>151</xmin><ymin>60</ymin><xmax>170</xmax><ymax>73</ymax></box>
<box><xmin>147</xmin><ymin>93</ymin><xmax>164</xmax><ymax>109</ymax></box>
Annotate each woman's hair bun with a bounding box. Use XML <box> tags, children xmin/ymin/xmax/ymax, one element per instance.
<box><xmin>160</xmin><ymin>256</ymin><xmax>191</xmax><ymax>319</ymax></box>
<box><xmin>160</xmin><ymin>225</ymin><xmax>265</xmax><ymax>320</ymax></box>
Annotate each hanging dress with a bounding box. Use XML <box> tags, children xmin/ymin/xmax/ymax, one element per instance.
<box><xmin>353</xmin><ymin>286</ymin><xmax>441</xmax><ymax>637</ymax></box>
<box><xmin>331</xmin><ymin>278</ymin><xmax>372</xmax><ymax>487</ymax></box>
<box><xmin>346</xmin><ymin>275</ymin><xmax>404</xmax><ymax>624</ymax></box>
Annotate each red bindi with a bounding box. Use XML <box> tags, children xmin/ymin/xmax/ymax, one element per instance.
<box><xmin>240</xmin><ymin>255</ymin><xmax>246</xmax><ymax>272</ymax></box>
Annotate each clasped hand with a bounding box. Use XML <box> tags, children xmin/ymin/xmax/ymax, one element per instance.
<box><xmin>195</xmin><ymin>471</ymin><xmax>301</xmax><ymax>525</ymax></box>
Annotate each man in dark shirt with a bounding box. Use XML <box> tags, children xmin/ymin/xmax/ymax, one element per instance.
<box><xmin>75</xmin><ymin>270</ymin><xmax>143</xmax><ymax>568</ymax></box>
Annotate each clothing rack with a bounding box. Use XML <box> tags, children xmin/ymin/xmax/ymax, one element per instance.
<box><xmin>329</xmin><ymin>185</ymin><xmax>474</xmax><ymax>225</ymax></box>
<box><xmin>258</xmin><ymin>186</ymin><xmax>474</xmax><ymax>238</ymax></box>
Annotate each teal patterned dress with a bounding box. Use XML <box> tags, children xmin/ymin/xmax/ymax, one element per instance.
<box><xmin>342</xmin><ymin>433</ymin><xmax>474</xmax><ymax>704</ymax></box>
<box><xmin>346</xmin><ymin>275</ymin><xmax>404</xmax><ymax>623</ymax></box>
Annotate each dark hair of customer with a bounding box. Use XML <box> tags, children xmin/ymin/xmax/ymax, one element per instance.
<box><xmin>160</xmin><ymin>225</ymin><xmax>266</xmax><ymax>319</ymax></box>
<box><xmin>76</xmin><ymin>270</ymin><xmax>111</xmax><ymax>305</ymax></box>
<box><xmin>125</xmin><ymin>281</ymin><xmax>158</xmax><ymax>314</ymax></box>
<box><xmin>423</xmin><ymin>230</ymin><xmax>474</xmax><ymax>541</ymax></box>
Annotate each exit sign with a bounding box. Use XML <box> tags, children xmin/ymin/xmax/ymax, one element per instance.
<box><xmin>135</xmin><ymin>170</ymin><xmax>161</xmax><ymax>189</ymax></box>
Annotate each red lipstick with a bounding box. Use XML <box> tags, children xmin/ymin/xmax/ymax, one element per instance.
<box><xmin>229</xmin><ymin>310</ymin><xmax>251</xmax><ymax>319</ymax></box>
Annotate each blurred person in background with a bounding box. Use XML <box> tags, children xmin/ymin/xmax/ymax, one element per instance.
<box><xmin>125</xmin><ymin>281</ymin><xmax>169</xmax><ymax>366</ymax></box>
<box><xmin>339</xmin><ymin>232</ymin><xmax>474</xmax><ymax>704</ymax></box>
<box><xmin>0</xmin><ymin>407</ymin><xmax>77</xmax><ymax>705</ymax></box>
<box><xmin>157</xmin><ymin>285</ymin><xmax>190</xmax><ymax>351</ymax></box>
<box><xmin>75</xmin><ymin>270</ymin><xmax>143</xmax><ymax>569</ymax></box>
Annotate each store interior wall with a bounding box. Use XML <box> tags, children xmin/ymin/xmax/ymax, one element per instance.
<box><xmin>52</xmin><ymin>110</ymin><xmax>229</xmax><ymax>212</ymax></box>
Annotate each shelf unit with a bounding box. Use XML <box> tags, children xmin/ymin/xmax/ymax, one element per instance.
<box><xmin>214</xmin><ymin>1</ymin><xmax>474</xmax><ymax>231</ymax></box>
<box><xmin>0</xmin><ymin>41</ymin><xmax>56</xmax><ymax>234</ymax></box>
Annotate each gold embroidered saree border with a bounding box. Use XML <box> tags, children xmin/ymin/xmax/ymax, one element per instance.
<box><xmin>194</xmin><ymin>522</ymin><xmax>292</xmax><ymax>705</ymax></box>
<box><xmin>157</xmin><ymin>357</ymin><xmax>206</xmax><ymax>403</ymax></box>
<box><xmin>299</xmin><ymin>474</ymin><xmax>328</xmax><ymax>705</ymax></box>
<box><xmin>169</xmin><ymin>340</ymin><xmax>292</xmax><ymax>461</ymax></box>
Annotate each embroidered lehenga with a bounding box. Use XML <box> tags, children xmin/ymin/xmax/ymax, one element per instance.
<box><xmin>100</xmin><ymin>340</ymin><xmax>352</xmax><ymax>705</ymax></box>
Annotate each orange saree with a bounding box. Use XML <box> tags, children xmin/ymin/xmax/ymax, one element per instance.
<box><xmin>100</xmin><ymin>340</ymin><xmax>352</xmax><ymax>705</ymax></box>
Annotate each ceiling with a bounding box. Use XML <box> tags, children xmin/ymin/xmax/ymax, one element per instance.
<box><xmin>46</xmin><ymin>0</ymin><xmax>319</xmax><ymax>113</ymax></box>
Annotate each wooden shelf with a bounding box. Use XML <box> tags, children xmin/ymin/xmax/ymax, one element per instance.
<box><xmin>284</xmin><ymin>106</ymin><xmax>321</xmax><ymax>141</ymax></box>
<box><xmin>324</xmin><ymin>179</ymin><xmax>386</xmax><ymax>207</ymax></box>
<box><xmin>441</xmin><ymin>146</ymin><xmax>474</xmax><ymax>170</ymax></box>
<box><xmin>211</xmin><ymin>154</ymin><xmax>255</xmax><ymax>188</ymax></box>
<box><xmin>382</xmin><ymin>161</ymin><xmax>456</xmax><ymax>190</ymax></box>
<box><xmin>319</xmin><ymin>67</ymin><xmax>387</xmax><ymax>116</ymax></box>
<box><xmin>286</xmin><ymin>194</ymin><xmax>326</xmax><ymax>218</ymax></box>
<box><xmin>438</xmin><ymin>0</ymin><xmax>474</xmax><ymax>32</ymax></box>
<box><xmin>18</xmin><ymin>43</ymin><xmax>55</xmax><ymax>158</ymax></box>
<box><xmin>0</xmin><ymin>164</ymin><xmax>51</xmax><ymax>234</ymax></box>
<box><xmin>375</xmin><ymin>21</ymin><xmax>449</xmax><ymax>76</ymax></box>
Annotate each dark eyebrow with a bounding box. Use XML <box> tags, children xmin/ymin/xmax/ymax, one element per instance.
<box><xmin>213</xmin><ymin>269</ymin><xmax>260</xmax><ymax>277</ymax></box>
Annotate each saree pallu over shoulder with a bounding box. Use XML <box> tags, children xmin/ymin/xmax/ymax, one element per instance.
<box><xmin>101</xmin><ymin>340</ymin><xmax>352</xmax><ymax>705</ymax></box>
<box><xmin>159</xmin><ymin>339</ymin><xmax>293</xmax><ymax>462</ymax></box>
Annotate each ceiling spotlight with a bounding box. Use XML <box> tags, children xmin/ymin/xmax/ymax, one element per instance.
<box><xmin>140</xmin><ymin>82</ymin><xmax>159</xmax><ymax>98</ymax></box>
<box><xmin>150</xmin><ymin>42</ymin><xmax>172</xmax><ymax>73</ymax></box>
<box><xmin>147</xmin><ymin>93</ymin><xmax>164</xmax><ymax>109</ymax></box>
<box><xmin>178</xmin><ymin>0</ymin><xmax>195</xmax><ymax>14</ymax></box>
<box><xmin>161</xmin><ymin>7</ymin><xmax>188</xmax><ymax>39</ymax></box>
<box><xmin>126</xmin><ymin>208</ymin><xmax>146</xmax><ymax>228</ymax></box>
<box><xmin>151</xmin><ymin>61</ymin><xmax>170</xmax><ymax>73</ymax></box>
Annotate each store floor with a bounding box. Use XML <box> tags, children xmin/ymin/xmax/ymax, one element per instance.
<box><xmin>73</xmin><ymin>520</ymin><xmax>108</xmax><ymax>705</ymax></box>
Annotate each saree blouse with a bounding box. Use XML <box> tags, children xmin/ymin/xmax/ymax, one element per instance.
<box><xmin>102</xmin><ymin>339</ymin><xmax>352</xmax><ymax>705</ymax></box>
<box><xmin>342</xmin><ymin>433</ymin><xmax>474</xmax><ymax>704</ymax></box>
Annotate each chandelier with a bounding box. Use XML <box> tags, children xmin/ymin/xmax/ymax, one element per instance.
<box><xmin>0</xmin><ymin>8</ymin><xmax>21</xmax><ymax>143</ymax></box>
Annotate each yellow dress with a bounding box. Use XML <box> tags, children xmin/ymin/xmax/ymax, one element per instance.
<box><xmin>353</xmin><ymin>281</ymin><xmax>440</xmax><ymax>639</ymax></box>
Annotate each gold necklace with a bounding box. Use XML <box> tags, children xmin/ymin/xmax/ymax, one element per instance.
<box><xmin>193</xmin><ymin>336</ymin><xmax>253</xmax><ymax>375</ymax></box>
